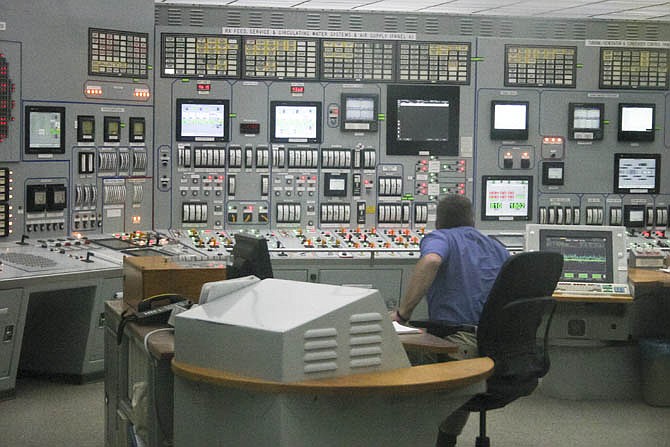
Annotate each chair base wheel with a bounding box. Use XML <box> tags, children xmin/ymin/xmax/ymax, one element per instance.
<box><xmin>475</xmin><ymin>436</ymin><xmax>490</xmax><ymax>447</ymax></box>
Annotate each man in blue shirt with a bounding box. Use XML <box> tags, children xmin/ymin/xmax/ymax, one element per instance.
<box><xmin>391</xmin><ymin>194</ymin><xmax>509</xmax><ymax>447</ymax></box>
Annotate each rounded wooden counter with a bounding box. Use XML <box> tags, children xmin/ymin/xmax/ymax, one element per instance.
<box><xmin>172</xmin><ymin>357</ymin><xmax>493</xmax><ymax>395</ymax></box>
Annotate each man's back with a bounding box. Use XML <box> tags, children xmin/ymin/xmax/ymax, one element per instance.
<box><xmin>420</xmin><ymin>226</ymin><xmax>510</xmax><ymax>325</ymax></box>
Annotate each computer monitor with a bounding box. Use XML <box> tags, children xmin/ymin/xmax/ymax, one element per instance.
<box><xmin>481</xmin><ymin>175</ymin><xmax>533</xmax><ymax>221</ymax></box>
<box><xmin>385</xmin><ymin>84</ymin><xmax>460</xmax><ymax>156</ymax></box>
<box><xmin>270</xmin><ymin>101</ymin><xmax>322</xmax><ymax>143</ymax></box>
<box><xmin>613</xmin><ymin>153</ymin><xmax>660</xmax><ymax>194</ymax></box>
<box><xmin>618</xmin><ymin>103</ymin><xmax>655</xmax><ymax>142</ymax></box>
<box><xmin>490</xmin><ymin>100</ymin><xmax>529</xmax><ymax>140</ymax></box>
<box><xmin>525</xmin><ymin>224</ymin><xmax>628</xmax><ymax>284</ymax></box>
<box><xmin>568</xmin><ymin>103</ymin><xmax>604</xmax><ymax>141</ymax></box>
<box><xmin>229</xmin><ymin>233</ymin><xmax>273</xmax><ymax>280</ymax></box>
<box><xmin>176</xmin><ymin>98</ymin><xmax>230</xmax><ymax>142</ymax></box>
<box><xmin>341</xmin><ymin>93</ymin><xmax>378</xmax><ymax>132</ymax></box>
<box><xmin>25</xmin><ymin>106</ymin><xmax>66</xmax><ymax>154</ymax></box>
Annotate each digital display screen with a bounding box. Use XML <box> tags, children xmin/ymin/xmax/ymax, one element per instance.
<box><xmin>397</xmin><ymin>100</ymin><xmax>450</xmax><ymax>142</ymax></box>
<box><xmin>569</xmin><ymin>103</ymin><xmax>604</xmax><ymax>141</ymax></box>
<box><xmin>573</xmin><ymin>106</ymin><xmax>601</xmax><ymax>130</ymax></box>
<box><xmin>324</xmin><ymin>172</ymin><xmax>348</xmax><ymax>197</ymax></box>
<box><xmin>270</xmin><ymin>101</ymin><xmax>322</xmax><ymax>143</ymax></box>
<box><xmin>386</xmin><ymin>84</ymin><xmax>460</xmax><ymax>156</ymax></box>
<box><xmin>77</xmin><ymin>116</ymin><xmax>95</xmax><ymax>142</ymax></box>
<box><xmin>540</xmin><ymin>230</ymin><xmax>613</xmax><ymax>283</ymax></box>
<box><xmin>26</xmin><ymin>106</ymin><xmax>65</xmax><ymax>153</ymax></box>
<box><xmin>481</xmin><ymin>176</ymin><xmax>533</xmax><ymax>221</ymax></box>
<box><xmin>176</xmin><ymin>99</ymin><xmax>230</xmax><ymax>142</ymax></box>
<box><xmin>345</xmin><ymin>97</ymin><xmax>375</xmax><ymax>121</ymax></box>
<box><xmin>618</xmin><ymin>104</ymin><xmax>655</xmax><ymax>142</ymax></box>
<box><xmin>107</xmin><ymin>120</ymin><xmax>119</xmax><ymax>136</ymax></box>
<box><xmin>34</xmin><ymin>190</ymin><xmax>47</xmax><ymax>206</ymax></box>
<box><xmin>490</xmin><ymin>101</ymin><xmax>529</xmax><ymax>140</ymax></box>
<box><xmin>614</xmin><ymin>153</ymin><xmax>660</xmax><ymax>194</ymax></box>
<box><xmin>130</xmin><ymin>118</ymin><xmax>145</xmax><ymax>142</ymax></box>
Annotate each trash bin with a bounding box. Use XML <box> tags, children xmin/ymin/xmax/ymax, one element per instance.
<box><xmin>639</xmin><ymin>338</ymin><xmax>670</xmax><ymax>407</ymax></box>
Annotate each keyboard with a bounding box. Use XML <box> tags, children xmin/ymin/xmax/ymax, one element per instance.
<box><xmin>554</xmin><ymin>281</ymin><xmax>631</xmax><ymax>296</ymax></box>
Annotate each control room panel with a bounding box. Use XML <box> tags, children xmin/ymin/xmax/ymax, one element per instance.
<box><xmin>1</xmin><ymin>3</ymin><xmax>669</xmax><ymax>256</ymax></box>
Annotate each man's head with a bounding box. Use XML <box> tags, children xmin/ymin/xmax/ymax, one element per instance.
<box><xmin>435</xmin><ymin>194</ymin><xmax>475</xmax><ymax>229</ymax></box>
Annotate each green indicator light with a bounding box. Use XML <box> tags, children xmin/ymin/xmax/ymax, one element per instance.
<box><xmin>603</xmin><ymin>120</ymin><xmax>610</xmax><ymax>125</ymax></box>
<box><xmin>147</xmin><ymin>65</ymin><xmax>153</xmax><ymax>70</ymax></box>
<box><xmin>229</xmin><ymin>113</ymin><xmax>237</xmax><ymax>118</ymax></box>
<box><xmin>377</xmin><ymin>114</ymin><xmax>385</xmax><ymax>121</ymax></box>
<box><xmin>181</xmin><ymin>78</ymin><xmax>190</xmax><ymax>82</ymax></box>
<box><xmin>120</xmin><ymin>123</ymin><xmax>126</xmax><ymax>128</ymax></box>
<box><xmin>576</xmin><ymin>64</ymin><xmax>584</xmax><ymax>68</ymax></box>
<box><xmin>471</xmin><ymin>57</ymin><xmax>484</xmax><ymax>62</ymax></box>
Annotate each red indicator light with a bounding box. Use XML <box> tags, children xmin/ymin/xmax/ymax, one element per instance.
<box><xmin>290</xmin><ymin>85</ymin><xmax>305</xmax><ymax>94</ymax></box>
<box><xmin>197</xmin><ymin>83</ymin><xmax>211</xmax><ymax>91</ymax></box>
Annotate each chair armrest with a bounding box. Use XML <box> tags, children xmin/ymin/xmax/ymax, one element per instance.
<box><xmin>409</xmin><ymin>320</ymin><xmax>477</xmax><ymax>338</ymax></box>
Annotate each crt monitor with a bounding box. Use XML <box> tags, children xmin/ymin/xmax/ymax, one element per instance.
<box><xmin>385</xmin><ymin>84</ymin><xmax>460</xmax><ymax>156</ymax></box>
<box><xmin>618</xmin><ymin>103</ymin><xmax>655</xmax><ymax>142</ymax></box>
<box><xmin>481</xmin><ymin>175</ymin><xmax>533</xmax><ymax>221</ymax></box>
<box><xmin>229</xmin><ymin>233</ymin><xmax>273</xmax><ymax>280</ymax></box>
<box><xmin>341</xmin><ymin>93</ymin><xmax>378</xmax><ymax>132</ymax></box>
<box><xmin>568</xmin><ymin>103</ymin><xmax>604</xmax><ymax>141</ymax></box>
<box><xmin>490</xmin><ymin>100</ymin><xmax>529</xmax><ymax>140</ymax></box>
<box><xmin>613</xmin><ymin>153</ymin><xmax>660</xmax><ymax>194</ymax></box>
<box><xmin>176</xmin><ymin>98</ymin><xmax>230</xmax><ymax>142</ymax></box>
<box><xmin>25</xmin><ymin>106</ymin><xmax>66</xmax><ymax>154</ymax></box>
<box><xmin>525</xmin><ymin>224</ymin><xmax>628</xmax><ymax>284</ymax></box>
<box><xmin>270</xmin><ymin>101</ymin><xmax>322</xmax><ymax>143</ymax></box>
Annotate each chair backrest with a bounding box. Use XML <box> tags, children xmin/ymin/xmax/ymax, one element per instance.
<box><xmin>475</xmin><ymin>251</ymin><xmax>564</xmax><ymax>407</ymax></box>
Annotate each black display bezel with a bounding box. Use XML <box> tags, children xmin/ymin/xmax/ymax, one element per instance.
<box><xmin>542</xmin><ymin>161</ymin><xmax>565</xmax><ymax>186</ymax></box>
<box><xmin>25</xmin><ymin>106</ymin><xmax>66</xmax><ymax>154</ymax></box>
<box><xmin>613</xmin><ymin>153</ymin><xmax>660</xmax><ymax>194</ymax></box>
<box><xmin>568</xmin><ymin>103</ymin><xmax>604</xmax><ymax>141</ymax></box>
<box><xmin>175</xmin><ymin>98</ymin><xmax>230</xmax><ymax>142</ymax></box>
<box><xmin>480</xmin><ymin>175</ymin><xmax>533</xmax><ymax>221</ymax></box>
<box><xmin>103</xmin><ymin>116</ymin><xmax>121</xmax><ymax>143</ymax></box>
<box><xmin>385</xmin><ymin>84</ymin><xmax>460</xmax><ymax>156</ymax></box>
<box><xmin>129</xmin><ymin>117</ymin><xmax>146</xmax><ymax>143</ymax></box>
<box><xmin>617</xmin><ymin>103</ymin><xmax>655</xmax><ymax>142</ymax></box>
<box><xmin>323</xmin><ymin>172</ymin><xmax>348</xmax><ymax>197</ymax></box>
<box><xmin>490</xmin><ymin>100</ymin><xmax>529</xmax><ymax>141</ymax></box>
<box><xmin>270</xmin><ymin>101</ymin><xmax>322</xmax><ymax>144</ymax></box>
<box><xmin>77</xmin><ymin>115</ymin><xmax>96</xmax><ymax>143</ymax></box>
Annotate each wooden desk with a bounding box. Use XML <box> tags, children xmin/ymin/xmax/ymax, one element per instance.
<box><xmin>172</xmin><ymin>357</ymin><xmax>493</xmax><ymax>446</ymax></box>
<box><xmin>172</xmin><ymin>357</ymin><xmax>491</xmax><ymax>395</ymax></box>
<box><xmin>398</xmin><ymin>331</ymin><xmax>459</xmax><ymax>355</ymax></box>
<box><xmin>629</xmin><ymin>268</ymin><xmax>670</xmax><ymax>290</ymax></box>
<box><xmin>552</xmin><ymin>291</ymin><xmax>634</xmax><ymax>304</ymax></box>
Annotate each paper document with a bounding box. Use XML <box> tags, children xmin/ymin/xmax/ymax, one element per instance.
<box><xmin>393</xmin><ymin>321</ymin><xmax>422</xmax><ymax>334</ymax></box>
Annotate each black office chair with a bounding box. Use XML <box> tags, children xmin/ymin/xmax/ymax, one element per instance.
<box><xmin>413</xmin><ymin>251</ymin><xmax>564</xmax><ymax>447</ymax></box>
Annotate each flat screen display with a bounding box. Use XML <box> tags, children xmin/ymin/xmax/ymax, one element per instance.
<box><xmin>386</xmin><ymin>84</ymin><xmax>460</xmax><ymax>156</ymax></box>
<box><xmin>481</xmin><ymin>175</ymin><xmax>533</xmax><ymax>221</ymax></box>
<box><xmin>176</xmin><ymin>99</ymin><xmax>229</xmax><ymax>142</ymax></box>
<box><xmin>618</xmin><ymin>104</ymin><xmax>655</xmax><ymax>142</ymax></box>
<box><xmin>539</xmin><ymin>229</ymin><xmax>613</xmax><ymax>283</ymax></box>
<box><xmin>270</xmin><ymin>101</ymin><xmax>322</xmax><ymax>143</ymax></box>
<box><xmin>490</xmin><ymin>101</ymin><xmax>529</xmax><ymax>140</ymax></box>
<box><xmin>613</xmin><ymin>153</ymin><xmax>660</xmax><ymax>194</ymax></box>
<box><xmin>569</xmin><ymin>103</ymin><xmax>604</xmax><ymax>140</ymax></box>
<box><xmin>342</xmin><ymin>94</ymin><xmax>378</xmax><ymax>132</ymax></box>
<box><xmin>25</xmin><ymin>106</ymin><xmax>66</xmax><ymax>153</ymax></box>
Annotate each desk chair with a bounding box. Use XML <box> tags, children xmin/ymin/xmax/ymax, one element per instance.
<box><xmin>413</xmin><ymin>251</ymin><xmax>564</xmax><ymax>447</ymax></box>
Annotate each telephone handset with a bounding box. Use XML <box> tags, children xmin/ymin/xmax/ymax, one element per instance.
<box><xmin>117</xmin><ymin>294</ymin><xmax>192</xmax><ymax>345</ymax></box>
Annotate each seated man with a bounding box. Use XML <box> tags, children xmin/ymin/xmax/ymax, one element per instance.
<box><xmin>391</xmin><ymin>194</ymin><xmax>509</xmax><ymax>447</ymax></box>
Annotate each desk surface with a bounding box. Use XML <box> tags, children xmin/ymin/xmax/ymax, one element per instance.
<box><xmin>106</xmin><ymin>300</ymin><xmax>457</xmax><ymax>359</ymax></box>
<box><xmin>629</xmin><ymin>268</ymin><xmax>670</xmax><ymax>289</ymax></box>
<box><xmin>172</xmin><ymin>356</ymin><xmax>493</xmax><ymax>395</ymax></box>
<box><xmin>552</xmin><ymin>291</ymin><xmax>634</xmax><ymax>304</ymax></box>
